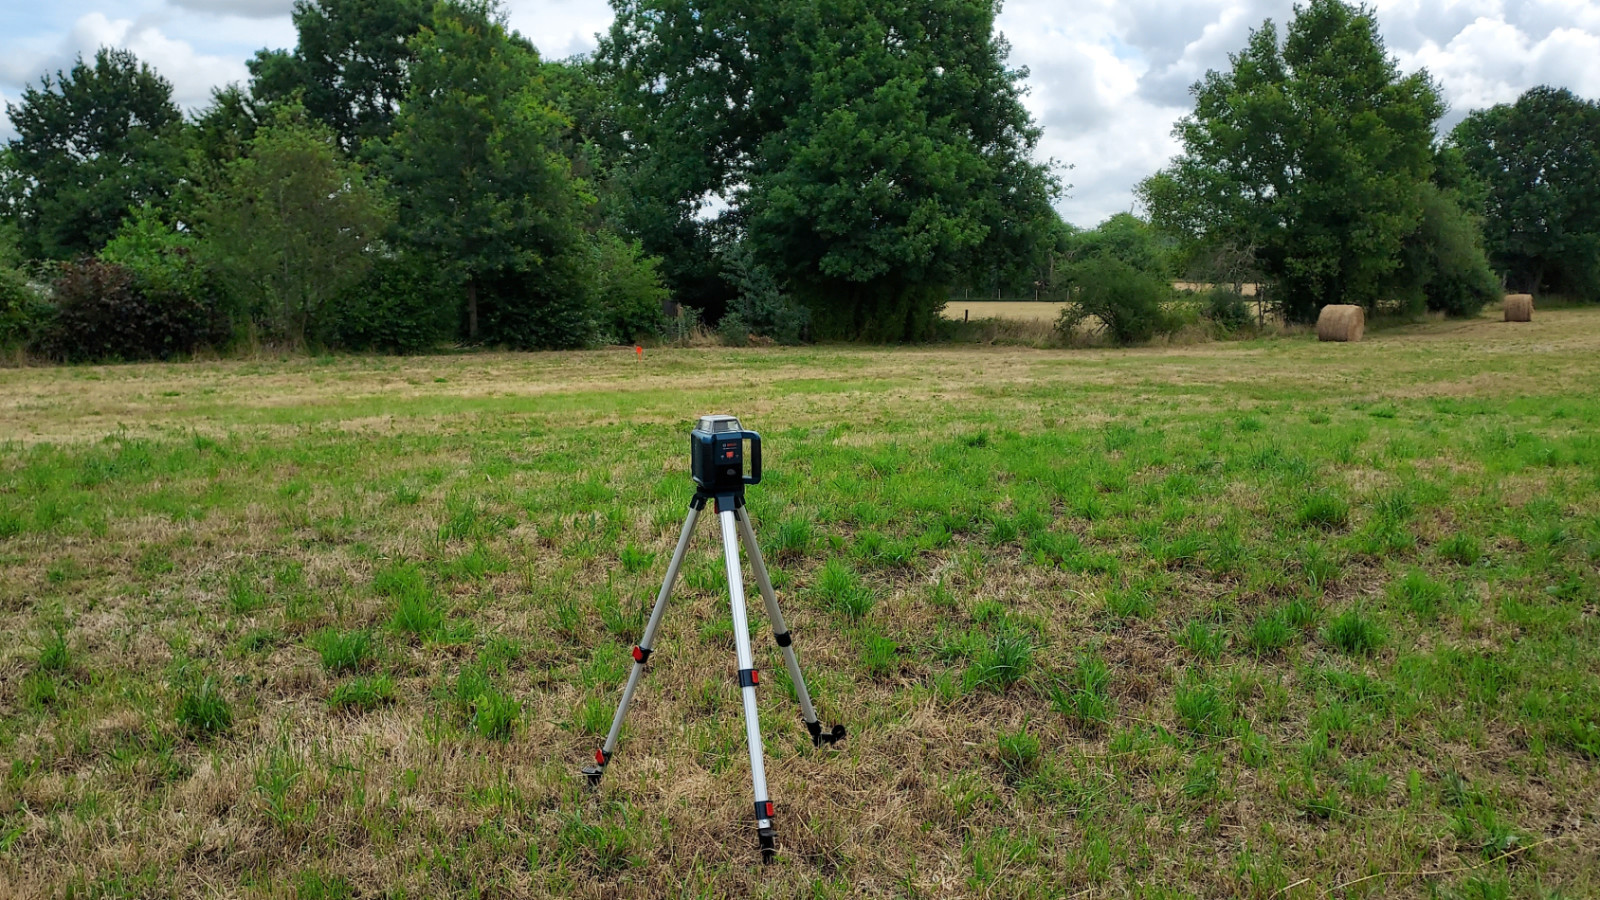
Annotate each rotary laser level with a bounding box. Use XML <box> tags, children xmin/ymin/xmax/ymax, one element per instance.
<box><xmin>579</xmin><ymin>414</ymin><xmax>845</xmax><ymax>863</ymax></box>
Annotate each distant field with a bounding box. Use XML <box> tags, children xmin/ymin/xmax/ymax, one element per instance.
<box><xmin>943</xmin><ymin>300</ymin><xmax>1069</xmax><ymax>321</ymax></box>
<box><xmin>3</xmin><ymin>310</ymin><xmax>1599</xmax><ymax>898</ymax></box>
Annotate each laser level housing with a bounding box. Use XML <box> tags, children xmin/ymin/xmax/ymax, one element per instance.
<box><xmin>691</xmin><ymin>414</ymin><xmax>762</xmax><ymax>494</ymax></box>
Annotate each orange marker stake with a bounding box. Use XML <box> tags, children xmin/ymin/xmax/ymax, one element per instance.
<box><xmin>635</xmin><ymin>345</ymin><xmax>644</xmax><ymax>361</ymax></box>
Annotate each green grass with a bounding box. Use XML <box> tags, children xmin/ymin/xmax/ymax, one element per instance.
<box><xmin>5</xmin><ymin>312</ymin><xmax>1600</xmax><ymax>896</ymax></box>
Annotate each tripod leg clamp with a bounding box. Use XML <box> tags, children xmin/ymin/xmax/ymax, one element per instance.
<box><xmin>806</xmin><ymin>719</ymin><xmax>847</xmax><ymax>747</ymax></box>
<box><xmin>580</xmin><ymin>748</ymin><xmax>612</xmax><ymax>786</ymax></box>
<box><xmin>738</xmin><ymin>668</ymin><xmax>760</xmax><ymax>688</ymax></box>
<box><xmin>631</xmin><ymin>645</ymin><xmax>652</xmax><ymax>665</ymax></box>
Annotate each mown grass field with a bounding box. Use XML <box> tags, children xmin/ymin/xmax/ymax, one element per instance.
<box><xmin>3</xmin><ymin>309</ymin><xmax>1599</xmax><ymax>899</ymax></box>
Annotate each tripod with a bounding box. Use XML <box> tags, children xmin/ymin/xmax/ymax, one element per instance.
<box><xmin>580</xmin><ymin>490</ymin><xmax>845</xmax><ymax>862</ymax></box>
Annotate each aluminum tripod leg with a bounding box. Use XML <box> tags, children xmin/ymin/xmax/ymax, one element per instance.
<box><xmin>718</xmin><ymin>506</ymin><xmax>778</xmax><ymax>862</ymax></box>
<box><xmin>734</xmin><ymin>507</ymin><xmax>846</xmax><ymax>748</ymax></box>
<box><xmin>581</xmin><ymin>501</ymin><xmax>702</xmax><ymax>784</ymax></box>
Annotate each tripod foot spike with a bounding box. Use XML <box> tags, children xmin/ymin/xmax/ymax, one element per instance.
<box><xmin>806</xmin><ymin>720</ymin><xmax>847</xmax><ymax>748</ymax></box>
<box><xmin>758</xmin><ymin>827</ymin><xmax>777</xmax><ymax>863</ymax></box>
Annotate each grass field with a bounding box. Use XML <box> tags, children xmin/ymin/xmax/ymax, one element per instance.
<box><xmin>3</xmin><ymin>309</ymin><xmax>1599</xmax><ymax>898</ymax></box>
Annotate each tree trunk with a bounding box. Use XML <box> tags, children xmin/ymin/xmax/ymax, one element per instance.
<box><xmin>466</xmin><ymin>279</ymin><xmax>479</xmax><ymax>342</ymax></box>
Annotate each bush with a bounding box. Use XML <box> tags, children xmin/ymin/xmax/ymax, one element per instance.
<box><xmin>328</xmin><ymin>252</ymin><xmax>453</xmax><ymax>353</ymax></box>
<box><xmin>475</xmin><ymin>261</ymin><xmax>598</xmax><ymax>350</ymax></box>
<box><xmin>0</xmin><ymin>265</ymin><xmax>46</xmax><ymax>351</ymax></box>
<box><xmin>723</xmin><ymin>242</ymin><xmax>809</xmax><ymax>344</ymax></box>
<box><xmin>1200</xmin><ymin>287</ymin><xmax>1253</xmax><ymax>333</ymax></box>
<box><xmin>1396</xmin><ymin>184</ymin><xmax>1500</xmax><ymax>318</ymax></box>
<box><xmin>1058</xmin><ymin>257</ymin><xmax>1176</xmax><ymax>345</ymax></box>
<box><xmin>590</xmin><ymin>231</ymin><xmax>669</xmax><ymax>343</ymax></box>
<box><xmin>39</xmin><ymin>259</ymin><xmax>226</xmax><ymax>362</ymax></box>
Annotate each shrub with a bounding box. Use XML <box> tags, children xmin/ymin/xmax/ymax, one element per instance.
<box><xmin>1058</xmin><ymin>256</ymin><xmax>1176</xmax><ymax>345</ymax></box>
<box><xmin>39</xmin><ymin>259</ymin><xmax>225</xmax><ymax>362</ymax></box>
<box><xmin>0</xmin><ymin>250</ymin><xmax>47</xmax><ymax>351</ymax></box>
<box><xmin>723</xmin><ymin>241</ymin><xmax>809</xmax><ymax>344</ymax></box>
<box><xmin>1199</xmin><ymin>287</ymin><xmax>1253</xmax><ymax>332</ymax></box>
<box><xmin>1396</xmin><ymin>184</ymin><xmax>1500</xmax><ymax>318</ymax></box>
<box><xmin>475</xmin><ymin>261</ymin><xmax>598</xmax><ymax>350</ymax></box>
<box><xmin>328</xmin><ymin>251</ymin><xmax>453</xmax><ymax>353</ymax></box>
<box><xmin>590</xmin><ymin>230</ymin><xmax>669</xmax><ymax>343</ymax></box>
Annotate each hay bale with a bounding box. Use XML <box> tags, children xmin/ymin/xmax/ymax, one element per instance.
<box><xmin>1504</xmin><ymin>294</ymin><xmax>1533</xmax><ymax>322</ymax></box>
<box><xmin>1316</xmin><ymin>304</ymin><xmax>1365</xmax><ymax>342</ymax></box>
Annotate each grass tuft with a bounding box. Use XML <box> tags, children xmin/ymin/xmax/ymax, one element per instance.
<box><xmin>328</xmin><ymin>675</ymin><xmax>395</xmax><ymax>712</ymax></box>
<box><xmin>1324</xmin><ymin>608</ymin><xmax>1384</xmax><ymax>656</ymax></box>
<box><xmin>964</xmin><ymin>626</ymin><xmax>1034</xmax><ymax>692</ymax></box>
<box><xmin>1296</xmin><ymin>492</ymin><xmax>1350</xmax><ymax>529</ymax></box>
<box><xmin>310</xmin><ymin>629</ymin><xmax>375</xmax><ymax>674</ymax></box>
<box><xmin>816</xmin><ymin>559</ymin><xmax>875</xmax><ymax>619</ymax></box>
<box><xmin>175</xmin><ymin>678</ymin><xmax>233</xmax><ymax>737</ymax></box>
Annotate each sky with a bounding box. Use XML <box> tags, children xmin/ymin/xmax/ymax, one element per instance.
<box><xmin>3</xmin><ymin>0</ymin><xmax>1599</xmax><ymax>228</ymax></box>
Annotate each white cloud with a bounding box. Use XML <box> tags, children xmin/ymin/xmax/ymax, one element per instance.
<box><xmin>1</xmin><ymin>12</ymin><xmax>250</xmax><ymax>127</ymax></box>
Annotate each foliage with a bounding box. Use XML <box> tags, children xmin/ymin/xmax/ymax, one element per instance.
<box><xmin>198</xmin><ymin>106</ymin><xmax>393</xmax><ymax>346</ymax></box>
<box><xmin>377</xmin><ymin>0</ymin><xmax>594</xmax><ymax>349</ymax></box>
<box><xmin>38</xmin><ymin>259</ymin><xmax>224</xmax><ymax>362</ymax></box>
<box><xmin>329</xmin><ymin>251</ymin><xmax>454</xmax><ymax>353</ymax></box>
<box><xmin>1394</xmin><ymin>182</ymin><xmax>1500</xmax><ymax>317</ymax></box>
<box><xmin>1199</xmin><ymin>287</ymin><xmax>1253</xmax><ymax>332</ymax></box>
<box><xmin>1452</xmin><ymin>86</ymin><xmax>1600</xmax><ymax>302</ymax></box>
<box><xmin>1067</xmin><ymin>213</ymin><xmax>1175</xmax><ymax>277</ymax></box>
<box><xmin>589</xmin><ymin>231</ymin><xmax>668</xmax><ymax>343</ymax></box>
<box><xmin>1140</xmin><ymin>0</ymin><xmax>1443</xmax><ymax>322</ymax></box>
<box><xmin>99</xmin><ymin>204</ymin><xmax>208</xmax><ymax>299</ymax></box>
<box><xmin>2</xmin><ymin>48</ymin><xmax>186</xmax><ymax>260</ymax></box>
<box><xmin>248</xmin><ymin>0</ymin><xmax>431</xmax><ymax>151</ymax></box>
<box><xmin>1058</xmin><ymin>257</ymin><xmax>1176</xmax><ymax>345</ymax></box>
<box><xmin>721</xmin><ymin>241</ymin><xmax>810</xmax><ymax>345</ymax></box>
<box><xmin>0</xmin><ymin>224</ymin><xmax>44</xmax><ymax>349</ymax></box>
<box><xmin>602</xmin><ymin>0</ymin><xmax>1060</xmax><ymax>341</ymax></box>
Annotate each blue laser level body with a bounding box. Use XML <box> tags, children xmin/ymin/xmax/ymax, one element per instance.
<box><xmin>690</xmin><ymin>414</ymin><xmax>762</xmax><ymax>496</ymax></box>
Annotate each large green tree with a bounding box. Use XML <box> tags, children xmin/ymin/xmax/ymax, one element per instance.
<box><xmin>249</xmin><ymin>0</ymin><xmax>431</xmax><ymax>150</ymax></box>
<box><xmin>376</xmin><ymin>0</ymin><xmax>594</xmax><ymax>348</ymax></box>
<box><xmin>1452</xmin><ymin>87</ymin><xmax>1600</xmax><ymax>301</ymax></box>
<box><xmin>602</xmin><ymin>0</ymin><xmax>1059</xmax><ymax>340</ymax></box>
<box><xmin>1139</xmin><ymin>0</ymin><xmax>1442</xmax><ymax>322</ymax></box>
<box><xmin>2</xmin><ymin>48</ymin><xmax>186</xmax><ymax>260</ymax></box>
<box><xmin>198</xmin><ymin>107</ymin><xmax>393</xmax><ymax>345</ymax></box>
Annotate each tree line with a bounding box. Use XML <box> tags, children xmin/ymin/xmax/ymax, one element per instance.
<box><xmin>1</xmin><ymin>0</ymin><xmax>1596</xmax><ymax>360</ymax></box>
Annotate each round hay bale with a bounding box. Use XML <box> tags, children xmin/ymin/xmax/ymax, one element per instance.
<box><xmin>1504</xmin><ymin>294</ymin><xmax>1533</xmax><ymax>322</ymax></box>
<box><xmin>1316</xmin><ymin>304</ymin><xmax>1365</xmax><ymax>342</ymax></box>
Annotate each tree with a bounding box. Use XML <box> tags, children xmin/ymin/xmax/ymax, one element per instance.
<box><xmin>198</xmin><ymin>106</ymin><xmax>393</xmax><ymax>345</ymax></box>
<box><xmin>376</xmin><ymin>0</ymin><xmax>595</xmax><ymax>348</ymax></box>
<box><xmin>602</xmin><ymin>0</ymin><xmax>1059</xmax><ymax>340</ymax></box>
<box><xmin>1452</xmin><ymin>87</ymin><xmax>1600</xmax><ymax>301</ymax></box>
<box><xmin>248</xmin><ymin>0</ymin><xmax>431</xmax><ymax>151</ymax></box>
<box><xmin>2</xmin><ymin>48</ymin><xmax>186</xmax><ymax>260</ymax></box>
<box><xmin>1139</xmin><ymin>0</ymin><xmax>1443</xmax><ymax>322</ymax></box>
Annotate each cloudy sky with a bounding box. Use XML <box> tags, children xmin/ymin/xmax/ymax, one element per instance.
<box><xmin>3</xmin><ymin>0</ymin><xmax>1598</xmax><ymax>227</ymax></box>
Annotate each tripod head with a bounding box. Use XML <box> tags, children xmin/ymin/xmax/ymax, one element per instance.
<box><xmin>690</xmin><ymin>414</ymin><xmax>762</xmax><ymax>496</ymax></box>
